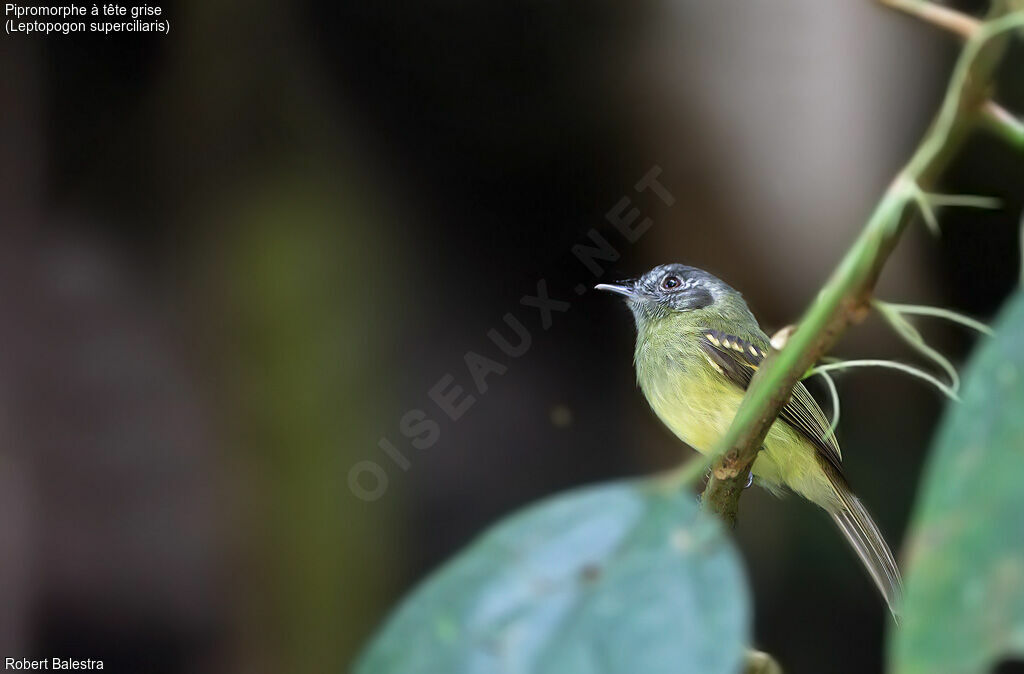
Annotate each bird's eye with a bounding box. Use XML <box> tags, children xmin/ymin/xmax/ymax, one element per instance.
<box><xmin>661</xmin><ymin>275</ymin><xmax>682</xmax><ymax>290</ymax></box>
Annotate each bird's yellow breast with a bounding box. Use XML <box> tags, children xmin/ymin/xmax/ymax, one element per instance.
<box><xmin>640</xmin><ymin>359</ymin><xmax>744</xmax><ymax>454</ymax></box>
<box><xmin>637</xmin><ymin>342</ymin><xmax>837</xmax><ymax>506</ymax></box>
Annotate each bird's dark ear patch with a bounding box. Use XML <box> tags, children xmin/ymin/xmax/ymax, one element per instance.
<box><xmin>685</xmin><ymin>287</ymin><xmax>714</xmax><ymax>311</ymax></box>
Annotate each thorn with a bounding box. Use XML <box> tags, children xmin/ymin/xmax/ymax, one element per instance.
<box><xmin>926</xmin><ymin>192</ymin><xmax>1001</xmax><ymax>210</ymax></box>
<box><xmin>911</xmin><ymin>183</ymin><xmax>941</xmax><ymax>236</ymax></box>
<box><xmin>771</xmin><ymin>325</ymin><xmax>796</xmax><ymax>351</ymax></box>
<box><xmin>879</xmin><ymin>0</ymin><xmax>979</xmax><ymax>39</ymax></box>
<box><xmin>980</xmin><ymin>101</ymin><xmax>1024</xmax><ymax>150</ymax></box>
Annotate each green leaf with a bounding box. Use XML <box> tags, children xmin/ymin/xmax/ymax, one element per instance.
<box><xmin>890</xmin><ymin>291</ymin><xmax>1024</xmax><ymax>674</ymax></box>
<box><xmin>355</xmin><ymin>481</ymin><xmax>750</xmax><ymax>674</ymax></box>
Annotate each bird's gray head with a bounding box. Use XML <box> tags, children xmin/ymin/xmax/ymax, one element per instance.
<box><xmin>596</xmin><ymin>263</ymin><xmax>737</xmax><ymax>325</ymax></box>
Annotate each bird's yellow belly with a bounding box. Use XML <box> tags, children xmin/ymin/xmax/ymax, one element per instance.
<box><xmin>641</xmin><ymin>367</ymin><xmax>833</xmax><ymax>504</ymax></box>
<box><xmin>642</xmin><ymin>367</ymin><xmax>745</xmax><ymax>454</ymax></box>
<box><xmin>646</xmin><ymin>373</ymin><xmax>741</xmax><ymax>453</ymax></box>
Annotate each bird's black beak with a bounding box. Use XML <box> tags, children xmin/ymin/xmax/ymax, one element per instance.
<box><xmin>594</xmin><ymin>281</ymin><xmax>636</xmax><ymax>298</ymax></box>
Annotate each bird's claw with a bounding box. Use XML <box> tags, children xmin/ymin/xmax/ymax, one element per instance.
<box><xmin>744</xmin><ymin>472</ymin><xmax>754</xmax><ymax>489</ymax></box>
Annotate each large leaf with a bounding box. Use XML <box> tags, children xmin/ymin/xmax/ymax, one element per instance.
<box><xmin>890</xmin><ymin>291</ymin><xmax>1024</xmax><ymax>674</ymax></box>
<box><xmin>355</xmin><ymin>480</ymin><xmax>750</xmax><ymax>674</ymax></box>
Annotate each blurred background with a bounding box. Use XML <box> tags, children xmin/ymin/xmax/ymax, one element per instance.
<box><xmin>2</xmin><ymin>0</ymin><xmax>1022</xmax><ymax>671</ymax></box>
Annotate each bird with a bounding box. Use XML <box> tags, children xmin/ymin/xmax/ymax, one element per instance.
<box><xmin>596</xmin><ymin>263</ymin><xmax>902</xmax><ymax>620</ymax></box>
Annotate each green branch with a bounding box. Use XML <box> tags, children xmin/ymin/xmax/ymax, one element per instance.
<box><xmin>700</xmin><ymin>4</ymin><xmax>1024</xmax><ymax>525</ymax></box>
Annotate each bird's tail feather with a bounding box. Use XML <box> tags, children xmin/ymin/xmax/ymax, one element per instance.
<box><xmin>827</xmin><ymin>475</ymin><xmax>903</xmax><ymax>622</ymax></box>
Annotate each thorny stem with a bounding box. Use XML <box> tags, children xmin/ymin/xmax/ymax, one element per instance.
<box><xmin>699</xmin><ymin>3</ymin><xmax>1024</xmax><ymax>526</ymax></box>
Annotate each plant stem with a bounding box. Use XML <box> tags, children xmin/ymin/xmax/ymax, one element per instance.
<box><xmin>700</xmin><ymin>5</ymin><xmax>1024</xmax><ymax>525</ymax></box>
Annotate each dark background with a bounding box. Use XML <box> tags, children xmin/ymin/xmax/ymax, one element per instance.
<box><xmin>2</xmin><ymin>0</ymin><xmax>1022</xmax><ymax>671</ymax></box>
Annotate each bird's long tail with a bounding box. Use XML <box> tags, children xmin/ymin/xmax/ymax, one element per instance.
<box><xmin>826</xmin><ymin>472</ymin><xmax>903</xmax><ymax>621</ymax></box>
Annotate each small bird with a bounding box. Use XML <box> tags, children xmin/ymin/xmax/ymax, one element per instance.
<box><xmin>597</xmin><ymin>263</ymin><xmax>902</xmax><ymax>619</ymax></box>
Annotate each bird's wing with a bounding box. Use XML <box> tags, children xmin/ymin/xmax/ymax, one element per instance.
<box><xmin>698</xmin><ymin>329</ymin><xmax>842</xmax><ymax>471</ymax></box>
